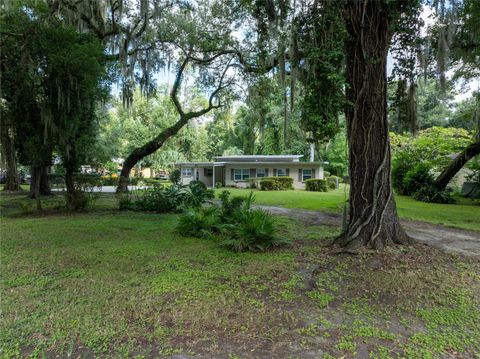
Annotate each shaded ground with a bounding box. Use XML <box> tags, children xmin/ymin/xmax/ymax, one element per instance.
<box><xmin>256</xmin><ymin>204</ymin><xmax>480</xmax><ymax>257</ymax></box>
<box><xmin>1</xmin><ymin>212</ymin><xmax>479</xmax><ymax>358</ymax></box>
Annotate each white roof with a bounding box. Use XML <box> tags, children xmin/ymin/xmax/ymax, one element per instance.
<box><xmin>213</xmin><ymin>155</ymin><xmax>303</xmax><ymax>162</ymax></box>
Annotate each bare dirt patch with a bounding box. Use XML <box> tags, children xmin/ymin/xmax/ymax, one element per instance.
<box><xmin>255</xmin><ymin>204</ymin><xmax>480</xmax><ymax>256</ymax></box>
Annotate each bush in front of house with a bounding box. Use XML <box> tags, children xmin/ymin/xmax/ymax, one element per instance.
<box><xmin>259</xmin><ymin>177</ymin><xmax>293</xmax><ymax>191</ymax></box>
<box><xmin>260</xmin><ymin>179</ymin><xmax>278</xmax><ymax>191</ymax></box>
<box><xmin>177</xmin><ymin>206</ymin><xmax>220</xmax><ymax>239</ymax></box>
<box><xmin>119</xmin><ymin>183</ymin><xmax>213</xmax><ymax>213</ymax></box>
<box><xmin>326</xmin><ymin>176</ymin><xmax>338</xmax><ymax>190</ymax></box>
<box><xmin>169</xmin><ymin>169</ymin><xmax>181</xmax><ymax>185</ymax></box>
<box><xmin>221</xmin><ymin>208</ymin><xmax>288</xmax><ymax>252</ymax></box>
<box><xmin>305</xmin><ymin>179</ymin><xmax>328</xmax><ymax>192</ymax></box>
<box><xmin>177</xmin><ymin>190</ymin><xmax>287</xmax><ymax>252</ymax></box>
<box><xmin>142</xmin><ymin>178</ymin><xmax>171</xmax><ymax>189</ymax></box>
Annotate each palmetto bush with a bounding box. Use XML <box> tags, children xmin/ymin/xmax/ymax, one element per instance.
<box><xmin>118</xmin><ymin>183</ymin><xmax>214</xmax><ymax>213</ymax></box>
<box><xmin>221</xmin><ymin>208</ymin><xmax>288</xmax><ymax>252</ymax></box>
<box><xmin>177</xmin><ymin>190</ymin><xmax>288</xmax><ymax>252</ymax></box>
<box><xmin>177</xmin><ymin>207</ymin><xmax>220</xmax><ymax>239</ymax></box>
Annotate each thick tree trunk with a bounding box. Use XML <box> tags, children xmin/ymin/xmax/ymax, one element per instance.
<box><xmin>117</xmin><ymin>116</ymin><xmax>189</xmax><ymax>192</ymax></box>
<box><xmin>335</xmin><ymin>0</ymin><xmax>410</xmax><ymax>250</ymax></box>
<box><xmin>29</xmin><ymin>165</ymin><xmax>51</xmax><ymax>198</ymax></box>
<box><xmin>65</xmin><ymin>167</ymin><xmax>77</xmax><ymax>210</ymax></box>
<box><xmin>434</xmin><ymin>141</ymin><xmax>480</xmax><ymax>190</ymax></box>
<box><xmin>1</xmin><ymin>124</ymin><xmax>21</xmax><ymax>191</ymax></box>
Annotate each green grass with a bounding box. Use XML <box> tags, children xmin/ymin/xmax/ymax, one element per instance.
<box><xmin>215</xmin><ymin>186</ymin><xmax>480</xmax><ymax>231</ymax></box>
<box><xmin>1</xmin><ymin>204</ymin><xmax>480</xmax><ymax>357</ymax></box>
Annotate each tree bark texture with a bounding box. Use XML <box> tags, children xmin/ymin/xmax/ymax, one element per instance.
<box><xmin>29</xmin><ymin>165</ymin><xmax>51</xmax><ymax>198</ymax></box>
<box><xmin>117</xmin><ymin>116</ymin><xmax>190</xmax><ymax>192</ymax></box>
<box><xmin>0</xmin><ymin>124</ymin><xmax>21</xmax><ymax>191</ymax></box>
<box><xmin>336</xmin><ymin>0</ymin><xmax>410</xmax><ymax>250</ymax></box>
<box><xmin>434</xmin><ymin>141</ymin><xmax>480</xmax><ymax>190</ymax></box>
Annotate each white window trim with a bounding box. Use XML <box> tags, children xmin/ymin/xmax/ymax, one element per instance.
<box><xmin>277</xmin><ymin>168</ymin><xmax>287</xmax><ymax>176</ymax></box>
<box><xmin>256</xmin><ymin>168</ymin><xmax>266</xmax><ymax>178</ymax></box>
<box><xmin>234</xmin><ymin>168</ymin><xmax>249</xmax><ymax>181</ymax></box>
<box><xmin>302</xmin><ymin>169</ymin><xmax>312</xmax><ymax>181</ymax></box>
<box><xmin>182</xmin><ymin>168</ymin><xmax>193</xmax><ymax>177</ymax></box>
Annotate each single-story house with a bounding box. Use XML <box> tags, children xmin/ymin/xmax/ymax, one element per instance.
<box><xmin>175</xmin><ymin>155</ymin><xmax>324</xmax><ymax>189</ymax></box>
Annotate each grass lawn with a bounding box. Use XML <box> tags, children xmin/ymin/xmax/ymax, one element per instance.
<box><xmin>216</xmin><ymin>186</ymin><xmax>480</xmax><ymax>231</ymax></box>
<box><xmin>1</xmin><ymin>191</ymin><xmax>480</xmax><ymax>357</ymax></box>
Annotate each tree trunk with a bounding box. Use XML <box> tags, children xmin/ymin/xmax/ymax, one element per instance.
<box><xmin>434</xmin><ymin>141</ymin><xmax>480</xmax><ymax>190</ymax></box>
<box><xmin>335</xmin><ymin>0</ymin><xmax>410</xmax><ymax>250</ymax></box>
<box><xmin>29</xmin><ymin>165</ymin><xmax>51</xmax><ymax>198</ymax></box>
<box><xmin>1</xmin><ymin>124</ymin><xmax>21</xmax><ymax>191</ymax></box>
<box><xmin>65</xmin><ymin>167</ymin><xmax>77</xmax><ymax>210</ymax></box>
<box><xmin>117</xmin><ymin>116</ymin><xmax>189</xmax><ymax>192</ymax></box>
<box><xmin>30</xmin><ymin>165</ymin><xmax>43</xmax><ymax>211</ymax></box>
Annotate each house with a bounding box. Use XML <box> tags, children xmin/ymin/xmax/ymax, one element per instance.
<box><xmin>175</xmin><ymin>155</ymin><xmax>324</xmax><ymax>189</ymax></box>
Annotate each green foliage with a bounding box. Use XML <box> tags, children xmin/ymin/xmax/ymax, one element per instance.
<box><xmin>391</xmin><ymin>127</ymin><xmax>472</xmax><ymax>170</ymax></box>
<box><xmin>218</xmin><ymin>190</ymin><xmax>248</xmax><ymax>218</ymax></box>
<box><xmin>176</xmin><ymin>190</ymin><xmax>285</xmax><ymax>253</ymax></box>
<box><xmin>119</xmin><ymin>184</ymin><xmax>213</xmax><ymax>213</ymax></box>
<box><xmin>169</xmin><ymin>169</ymin><xmax>181</xmax><ymax>185</ymax></box>
<box><xmin>176</xmin><ymin>207</ymin><xmax>220</xmax><ymax>239</ymax></box>
<box><xmin>412</xmin><ymin>186</ymin><xmax>455</xmax><ymax>204</ymax></box>
<box><xmin>402</xmin><ymin>163</ymin><xmax>434</xmax><ymax>196</ymax></box>
<box><xmin>326</xmin><ymin>176</ymin><xmax>339</xmax><ymax>190</ymax></box>
<box><xmin>298</xmin><ymin>1</ymin><xmax>346</xmax><ymax>144</ymax></box>
<box><xmin>260</xmin><ymin>179</ymin><xmax>278</xmax><ymax>191</ymax></box>
<box><xmin>305</xmin><ymin>179</ymin><xmax>328</xmax><ymax>192</ymax></box>
<box><xmin>392</xmin><ymin>157</ymin><xmax>455</xmax><ymax>203</ymax></box>
<box><xmin>221</xmin><ymin>209</ymin><xmax>286</xmax><ymax>252</ymax></box>
<box><xmin>259</xmin><ymin>177</ymin><xmax>293</xmax><ymax>191</ymax></box>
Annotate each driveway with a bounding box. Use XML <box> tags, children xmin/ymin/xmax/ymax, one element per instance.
<box><xmin>255</xmin><ymin>205</ymin><xmax>480</xmax><ymax>257</ymax></box>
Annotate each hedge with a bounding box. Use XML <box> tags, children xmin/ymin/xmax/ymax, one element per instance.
<box><xmin>326</xmin><ymin>176</ymin><xmax>339</xmax><ymax>190</ymax></box>
<box><xmin>259</xmin><ymin>177</ymin><xmax>293</xmax><ymax>191</ymax></box>
<box><xmin>305</xmin><ymin>179</ymin><xmax>328</xmax><ymax>192</ymax></box>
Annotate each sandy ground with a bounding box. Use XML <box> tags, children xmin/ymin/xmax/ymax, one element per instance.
<box><xmin>255</xmin><ymin>205</ymin><xmax>480</xmax><ymax>256</ymax></box>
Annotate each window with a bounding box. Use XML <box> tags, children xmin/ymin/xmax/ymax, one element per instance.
<box><xmin>234</xmin><ymin>168</ymin><xmax>249</xmax><ymax>181</ymax></box>
<box><xmin>181</xmin><ymin>168</ymin><xmax>193</xmax><ymax>177</ymax></box>
<box><xmin>302</xmin><ymin>169</ymin><xmax>312</xmax><ymax>181</ymax></box>
<box><xmin>277</xmin><ymin>168</ymin><xmax>287</xmax><ymax>176</ymax></box>
<box><xmin>256</xmin><ymin>168</ymin><xmax>266</xmax><ymax>178</ymax></box>
<box><xmin>204</xmin><ymin>168</ymin><xmax>213</xmax><ymax>176</ymax></box>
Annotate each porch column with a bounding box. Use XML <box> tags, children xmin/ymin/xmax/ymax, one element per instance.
<box><xmin>212</xmin><ymin>165</ymin><xmax>215</xmax><ymax>189</ymax></box>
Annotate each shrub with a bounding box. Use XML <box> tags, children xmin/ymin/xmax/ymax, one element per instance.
<box><xmin>218</xmin><ymin>190</ymin><xmax>247</xmax><ymax>217</ymax></box>
<box><xmin>189</xmin><ymin>180</ymin><xmax>207</xmax><ymax>191</ymax></box>
<box><xmin>275</xmin><ymin>176</ymin><xmax>294</xmax><ymax>189</ymax></box>
<box><xmin>169</xmin><ymin>169</ymin><xmax>181</xmax><ymax>185</ymax></box>
<box><xmin>412</xmin><ymin>185</ymin><xmax>455</xmax><ymax>204</ymax></box>
<box><xmin>305</xmin><ymin>179</ymin><xmax>328</xmax><ymax>192</ymax></box>
<box><xmin>402</xmin><ymin>163</ymin><xmax>434</xmax><ymax>196</ymax></box>
<box><xmin>100</xmin><ymin>173</ymin><xmax>119</xmax><ymax>186</ymax></box>
<box><xmin>179</xmin><ymin>190</ymin><xmax>285</xmax><ymax>252</ymax></box>
<box><xmin>259</xmin><ymin>177</ymin><xmax>293</xmax><ymax>191</ymax></box>
<box><xmin>392</xmin><ymin>151</ymin><xmax>415</xmax><ymax>194</ymax></box>
<box><xmin>215</xmin><ymin>181</ymin><xmax>224</xmax><ymax>189</ymax></box>
<box><xmin>48</xmin><ymin>173</ymin><xmax>65</xmax><ymax>189</ymax></box>
<box><xmin>326</xmin><ymin>176</ymin><xmax>338</xmax><ymax>190</ymax></box>
<box><xmin>119</xmin><ymin>183</ymin><xmax>213</xmax><ymax>213</ymax></box>
<box><xmin>65</xmin><ymin>191</ymin><xmax>97</xmax><ymax>211</ymax></box>
<box><xmin>177</xmin><ymin>207</ymin><xmax>220</xmax><ymax>239</ymax></box>
<box><xmin>260</xmin><ymin>179</ymin><xmax>278</xmax><ymax>191</ymax></box>
<box><xmin>221</xmin><ymin>209</ymin><xmax>288</xmax><ymax>252</ymax></box>
<box><xmin>187</xmin><ymin>182</ymin><xmax>215</xmax><ymax>208</ymax></box>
